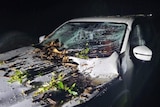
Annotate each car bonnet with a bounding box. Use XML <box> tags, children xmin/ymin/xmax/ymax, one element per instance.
<box><xmin>0</xmin><ymin>46</ymin><xmax>120</xmax><ymax>107</ymax></box>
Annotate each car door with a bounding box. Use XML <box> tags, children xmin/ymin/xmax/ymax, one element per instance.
<box><xmin>118</xmin><ymin>17</ymin><xmax>156</xmax><ymax>107</ymax></box>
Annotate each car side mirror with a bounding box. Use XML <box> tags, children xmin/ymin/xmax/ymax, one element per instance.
<box><xmin>133</xmin><ymin>46</ymin><xmax>152</xmax><ymax>61</ymax></box>
<box><xmin>39</xmin><ymin>35</ymin><xmax>46</xmax><ymax>43</ymax></box>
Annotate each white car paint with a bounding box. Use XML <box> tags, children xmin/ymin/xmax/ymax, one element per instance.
<box><xmin>69</xmin><ymin>52</ymin><xmax>119</xmax><ymax>84</ymax></box>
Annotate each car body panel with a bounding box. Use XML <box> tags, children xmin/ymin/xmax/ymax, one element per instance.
<box><xmin>69</xmin><ymin>52</ymin><xmax>119</xmax><ymax>81</ymax></box>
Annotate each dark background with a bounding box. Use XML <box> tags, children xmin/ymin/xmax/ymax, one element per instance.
<box><xmin>0</xmin><ymin>0</ymin><xmax>159</xmax><ymax>37</ymax></box>
<box><xmin>0</xmin><ymin>0</ymin><xmax>160</xmax><ymax>107</ymax></box>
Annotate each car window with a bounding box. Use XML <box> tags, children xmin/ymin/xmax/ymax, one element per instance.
<box><xmin>130</xmin><ymin>18</ymin><xmax>154</xmax><ymax>48</ymax></box>
<box><xmin>130</xmin><ymin>24</ymin><xmax>145</xmax><ymax>47</ymax></box>
<box><xmin>42</xmin><ymin>22</ymin><xmax>127</xmax><ymax>57</ymax></box>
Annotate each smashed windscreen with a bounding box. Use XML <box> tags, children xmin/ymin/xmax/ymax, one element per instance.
<box><xmin>42</xmin><ymin>22</ymin><xmax>126</xmax><ymax>57</ymax></box>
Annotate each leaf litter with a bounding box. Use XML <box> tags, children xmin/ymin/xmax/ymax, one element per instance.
<box><xmin>7</xmin><ymin>40</ymin><xmax>99</xmax><ymax>107</ymax></box>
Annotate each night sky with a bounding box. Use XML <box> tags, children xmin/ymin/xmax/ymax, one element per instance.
<box><xmin>0</xmin><ymin>0</ymin><xmax>159</xmax><ymax>36</ymax></box>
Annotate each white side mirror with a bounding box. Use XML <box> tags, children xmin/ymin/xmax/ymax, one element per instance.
<box><xmin>39</xmin><ymin>35</ymin><xmax>46</xmax><ymax>43</ymax></box>
<box><xmin>133</xmin><ymin>46</ymin><xmax>152</xmax><ymax>61</ymax></box>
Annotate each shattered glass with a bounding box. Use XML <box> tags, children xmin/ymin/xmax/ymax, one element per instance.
<box><xmin>42</xmin><ymin>22</ymin><xmax>126</xmax><ymax>57</ymax></box>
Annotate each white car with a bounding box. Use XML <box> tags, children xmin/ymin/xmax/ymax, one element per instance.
<box><xmin>0</xmin><ymin>14</ymin><xmax>154</xmax><ymax>107</ymax></box>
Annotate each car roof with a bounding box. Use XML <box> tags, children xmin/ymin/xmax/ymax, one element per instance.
<box><xmin>68</xmin><ymin>14</ymin><xmax>153</xmax><ymax>26</ymax></box>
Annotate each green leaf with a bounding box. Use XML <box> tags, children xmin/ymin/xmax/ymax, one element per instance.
<box><xmin>64</xmin><ymin>85</ymin><xmax>69</xmax><ymax>91</ymax></box>
<box><xmin>8</xmin><ymin>69</ymin><xmax>28</xmax><ymax>84</ymax></box>
<box><xmin>76</xmin><ymin>46</ymin><xmax>90</xmax><ymax>59</ymax></box>
<box><xmin>57</xmin><ymin>81</ymin><xmax>64</xmax><ymax>89</ymax></box>
<box><xmin>68</xmin><ymin>89</ymin><xmax>78</xmax><ymax>96</ymax></box>
<box><xmin>70</xmin><ymin>83</ymin><xmax>76</xmax><ymax>90</ymax></box>
<box><xmin>70</xmin><ymin>91</ymin><xmax>78</xmax><ymax>96</ymax></box>
<box><xmin>58</xmin><ymin>73</ymin><xmax>65</xmax><ymax>81</ymax></box>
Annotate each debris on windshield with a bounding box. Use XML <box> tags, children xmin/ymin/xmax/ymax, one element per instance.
<box><xmin>33</xmin><ymin>40</ymin><xmax>69</xmax><ymax>63</ymax></box>
<box><xmin>75</xmin><ymin>43</ymin><xmax>90</xmax><ymax>59</ymax></box>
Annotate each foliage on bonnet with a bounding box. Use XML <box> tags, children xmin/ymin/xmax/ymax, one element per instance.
<box><xmin>34</xmin><ymin>72</ymin><xmax>78</xmax><ymax>96</ymax></box>
<box><xmin>8</xmin><ymin>69</ymin><xmax>28</xmax><ymax>84</ymax></box>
